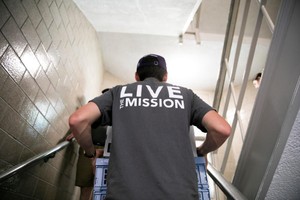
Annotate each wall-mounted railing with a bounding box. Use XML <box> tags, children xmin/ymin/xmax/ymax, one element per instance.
<box><xmin>0</xmin><ymin>139</ymin><xmax>75</xmax><ymax>183</ymax></box>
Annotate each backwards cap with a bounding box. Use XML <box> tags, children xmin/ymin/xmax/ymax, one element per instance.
<box><xmin>137</xmin><ymin>54</ymin><xmax>167</xmax><ymax>71</ymax></box>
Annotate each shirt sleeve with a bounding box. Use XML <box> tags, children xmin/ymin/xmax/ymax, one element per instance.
<box><xmin>89</xmin><ymin>89</ymin><xmax>114</xmax><ymax>126</ymax></box>
<box><xmin>190</xmin><ymin>91</ymin><xmax>215</xmax><ymax>132</ymax></box>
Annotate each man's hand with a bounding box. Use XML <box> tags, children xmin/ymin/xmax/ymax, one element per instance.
<box><xmin>91</xmin><ymin>149</ymin><xmax>105</xmax><ymax>174</ymax></box>
<box><xmin>65</xmin><ymin>133</ymin><xmax>74</xmax><ymax>141</ymax></box>
<box><xmin>197</xmin><ymin>147</ymin><xmax>208</xmax><ymax>168</ymax></box>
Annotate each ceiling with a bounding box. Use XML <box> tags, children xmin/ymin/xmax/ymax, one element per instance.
<box><xmin>73</xmin><ymin>0</ymin><xmax>256</xmax><ymax>91</ymax></box>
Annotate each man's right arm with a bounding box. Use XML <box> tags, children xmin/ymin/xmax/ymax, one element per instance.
<box><xmin>69</xmin><ymin>102</ymin><xmax>101</xmax><ymax>157</ymax></box>
<box><xmin>196</xmin><ymin>110</ymin><xmax>231</xmax><ymax>156</ymax></box>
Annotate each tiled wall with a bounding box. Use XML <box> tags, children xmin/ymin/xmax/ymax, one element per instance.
<box><xmin>0</xmin><ymin>0</ymin><xmax>103</xmax><ymax>199</ymax></box>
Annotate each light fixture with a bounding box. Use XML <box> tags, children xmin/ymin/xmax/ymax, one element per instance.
<box><xmin>178</xmin><ymin>34</ymin><xmax>183</xmax><ymax>45</ymax></box>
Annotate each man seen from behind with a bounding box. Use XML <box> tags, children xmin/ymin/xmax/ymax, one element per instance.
<box><xmin>69</xmin><ymin>54</ymin><xmax>231</xmax><ymax>200</ymax></box>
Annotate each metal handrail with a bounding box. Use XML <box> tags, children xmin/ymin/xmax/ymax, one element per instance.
<box><xmin>207</xmin><ymin>163</ymin><xmax>247</xmax><ymax>200</ymax></box>
<box><xmin>0</xmin><ymin>138</ymin><xmax>75</xmax><ymax>183</ymax></box>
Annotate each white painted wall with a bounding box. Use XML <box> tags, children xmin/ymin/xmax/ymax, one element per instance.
<box><xmin>81</xmin><ymin>36</ymin><xmax>105</xmax><ymax>102</ymax></box>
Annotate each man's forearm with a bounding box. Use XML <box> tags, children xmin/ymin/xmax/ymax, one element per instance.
<box><xmin>69</xmin><ymin>112</ymin><xmax>95</xmax><ymax>156</ymax></box>
<box><xmin>69</xmin><ymin>102</ymin><xmax>102</xmax><ymax>156</ymax></box>
<box><xmin>196</xmin><ymin>130</ymin><xmax>230</xmax><ymax>156</ymax></box>
<box><xmin>72</xmin><ymin>125</ymin><xmax>95</xmax><ymax>156</ymax></box>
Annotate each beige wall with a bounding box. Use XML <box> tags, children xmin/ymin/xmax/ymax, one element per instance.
<box><xmin>0</xmin><ymin>0</ymin><xmax>103</xmax><ymax>199</ymax></box>
<box><xmin>100</xmin><ymin>71</ymin><xmax>127</xmax><ymax>92</ymax></box>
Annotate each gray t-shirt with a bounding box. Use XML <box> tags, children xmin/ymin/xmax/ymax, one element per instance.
<box><xmin>91</xmin><ymin>78</ymin><xmax>213</xmax><ymax>200</ymax></box>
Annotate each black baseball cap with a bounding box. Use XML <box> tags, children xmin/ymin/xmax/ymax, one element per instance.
<box><xmin>137</xmin><ymin>54</ymin><xmax>167</xmax><ymax>71</ymax></box>
<box><xmin>101</xmin><ymin>88</ymin><xmax>110</xmax><ymax>93</ymax></box>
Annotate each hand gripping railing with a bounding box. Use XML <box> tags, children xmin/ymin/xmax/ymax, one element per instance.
<box><xmin>0</xmin><ymin>138</ymin><xmax>75</xmax><ymax>183</ymax></box>
<box><xmin>207</xmin><ymin>163</ymin><xmax>247</xmax><ymax>200</ymax></box>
